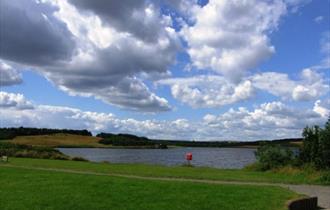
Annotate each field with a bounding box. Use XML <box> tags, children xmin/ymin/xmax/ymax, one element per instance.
<box><xmin>7</xmin><ymin>134</ymin><xmax>105</xmax><ymax>148</ymax></box>
<box><xmin>0</xmin><ymin>161</ymin><xmax>299</xmax><ymax>210</ymax></box>
<box><xmin>3</xmin><ymin>157</ymin><xmax>327</xmax><ymax>185</ymax></box>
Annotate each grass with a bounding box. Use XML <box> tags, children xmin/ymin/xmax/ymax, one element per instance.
<box><xmin>4</xmin><ymin>157</ymin><xmax>328</xmax><ymax>185</ymax></box>
<box><xmin>0</xmin><ymin>166</ymin><xmax>299</xmax><ymax>210</ymax></box>
<box><xmin>7</xmin><ymin>133</ymin><xmax>104</xmax><ymax>148</ymax></box>
<box><xmin>5</xmin><ymin>134</ymin><xmax>160</xmax><ymax>148</ymax></box>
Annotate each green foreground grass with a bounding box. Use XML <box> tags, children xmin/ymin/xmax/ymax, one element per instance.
<box><xmin>0</xmin><ymin>166</ymin><xmax>298</xmax><ymax>210</ymax></box>
<box><xmin>3</xmin><ymin>157</ymin><xmax>328</xmax><ymax>185</ymax></box>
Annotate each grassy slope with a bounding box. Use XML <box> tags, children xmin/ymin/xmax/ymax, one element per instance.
<box><xmin>5</xmin><ymin>158</ymin><xmax>325</xmax><ymax>185</ymax></box>
<box><xmin>0</xmin><ymin>166</ymin><xmax>298</xmax><ymax>210</ymax></box>
<box><xmin>8</xmin><ymin>134</ymin><xmax>104</xmax><ymax>147</ymax></box>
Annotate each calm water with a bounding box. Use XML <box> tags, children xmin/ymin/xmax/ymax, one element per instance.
<box><xmin>58</xmin><ymin>147</ymin><xmax>256</xmax><ymax>169</ymax></box>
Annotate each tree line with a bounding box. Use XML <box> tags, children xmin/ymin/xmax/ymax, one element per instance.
<box><xmin>0</xmin><ymin>127</ymin><xmax>92</xmax><ymax>140</ymax></box>
<box><xmin>96</xmin><ymin>133</ymin><xmax>155</xmax><ymax>146</ymax></box>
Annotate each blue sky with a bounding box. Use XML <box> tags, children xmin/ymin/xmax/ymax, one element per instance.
<box><xmin>0</xmin><ymin>0</ymin><xmax>329</xmax><ymax>140</ymax></box>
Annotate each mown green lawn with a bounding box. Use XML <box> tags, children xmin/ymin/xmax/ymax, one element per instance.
<box><xmin>4</xmin><ymin>158</ymin><xmax>325</xmax><ymax>185</ymax></box>
<box><xmin>0</xmin><ymin>166</ymin><xmax>298</xmax><ymax>210</ymax></box>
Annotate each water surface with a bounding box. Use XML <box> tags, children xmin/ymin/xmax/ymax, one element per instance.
<box><xmin>59</xmin><ymin>147</ymin><xmax>256</xmax><ymax>169</ymax></box>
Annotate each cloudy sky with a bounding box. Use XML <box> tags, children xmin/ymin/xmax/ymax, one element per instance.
<box><xmin>0</xmin><ymin>0</ymin><xmax>329</xmax><ymax>141</ymax></box>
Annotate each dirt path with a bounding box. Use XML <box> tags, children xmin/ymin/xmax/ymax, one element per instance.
<box><xmin>1</xmin><ymin>164</ymin><xmax>329</xmax><ymax>209</ymax></box>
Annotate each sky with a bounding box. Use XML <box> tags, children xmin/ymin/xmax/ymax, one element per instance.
<box><xmin>0</xmin><ymin>0</ymin><xmax>329</xmax><ymax>141</ymax></box>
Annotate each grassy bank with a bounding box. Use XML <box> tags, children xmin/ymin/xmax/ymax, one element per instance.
<box><xmin>6</xmin><ymin>134</ymin><xmax>105</xmax><ymax>148</ymax></box>
<box><xmin>0</xmin><ymin>165</ymin><xmax>298</xmax><ymax>210</ymax></box>
<box><xmin>3</xmin><ymin>158</ymin><xmax>329</xmax><ymax>185</ymax></box>
<box><xmin>5</xmin><ymin>134</ymin><xmax>166</xmax><ymax>148</ymax></box>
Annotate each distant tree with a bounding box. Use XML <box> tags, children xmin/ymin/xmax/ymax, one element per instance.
<box><xmin>97</xmin><ymin>132</ymin><xmax>155</xmax><ymax>146</ymax></box>
<box><xmin>0</xmin><ymin>127</ymin><xmax>92</xmax><ymax>140</ymax></box>
<box><xmin>98</xmin><ymin>139</ymin><xmax>113</xmax><ymax>145</ymax></box>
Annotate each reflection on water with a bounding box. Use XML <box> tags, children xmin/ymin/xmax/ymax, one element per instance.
<box><xmin>58</xmin><ymin>147</ymin><xmax>256</xmax><ymax>169</ymax></box>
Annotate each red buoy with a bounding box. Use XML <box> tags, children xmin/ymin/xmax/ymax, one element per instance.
<box><xmin>186</xmin><ymin>152</ymin><xmax>192</xmax><ymax>161</ymax></box>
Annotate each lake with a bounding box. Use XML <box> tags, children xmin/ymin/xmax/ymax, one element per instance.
<box><xmin>59</xmin><ymin>147</ymin><xmax>256</xmax><ymax>169</ymax></box>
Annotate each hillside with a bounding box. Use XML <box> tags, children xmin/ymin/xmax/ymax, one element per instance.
<box><xmin>8</xmin><ymin>134</ymin><xmax>104</xmax><ymax>148</ymax></box>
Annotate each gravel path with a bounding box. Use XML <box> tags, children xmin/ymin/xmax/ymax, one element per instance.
<box><xmin>283</xmin><ymin>184</ymin><xmax>330</xmax><ymax>209</ymax></box>
<box><xmin>1</xmin><ymin>164</ymin><xmax>329</xmax><ymax>209</ymax></box>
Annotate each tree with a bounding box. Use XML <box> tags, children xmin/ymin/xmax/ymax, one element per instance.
<box><xmin>300</xmin><ymin>118</ymin><xmax>330</xmax><ymax>169</ymax></box>
<box><xmin>300</xmin><ymin>125</ymin><xmax>321</xmax><ymax>166</ymax></box>
<box><xmin>319</xmin><ymin>118</ymin><xmax>330</xmax><ymax>169</ymax></box>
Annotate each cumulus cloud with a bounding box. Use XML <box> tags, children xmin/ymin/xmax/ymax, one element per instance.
<box><xmin>0</xmin><ymin>0</ymin><xmax>179</xmax><ymax>112</ymax></box>
<box><xmin>0</xmin><ymin>0</ymin><xmax>326</xmax><ymax>113</ymax></box>
<box><xmin>159</xmin><ymin>75</ymin><xmax>255</xmax><ymax>108</ymax></box>
<box><xmin>1</xmin><ymin>92</ymin><xmax>327</xmax><ymax>141</ymax></box>
<box><xmin>55</xmin><ymin>76</ymin><xmax>171</xmax><ymax>112</ymax></box>
<box><xmin>314</xmin><ymin>16</ymin><xmax>324</xmax><ymax>24</ymax></box>
<box><xmin>252</xmin><ymin>68</ymin><xmax>329</xmax><ymax>101</ymax></box>
<box><xmin>0</xmin><ymin>60</ymin><xmax>22</xmax><ymax>86</ymax></box>
<box><xmin>313</xmin><ymin>99</ymin><xmax>330</xmax><ymax>118</ymax></box>
<box><xmin>181</xmin><ymin>0</ymin><xmax>287</xmax><ymax>82</ymax></box>
<box><xmin>159</xmin><ymin>67</ymin><xmax>328</xmax><ymax>108</ymax></box>
<box><xmin>0</xmin><ymin>0</ymin><xmax>76</xmax><ymax>66</ymax></box>
<box><xmin>202</xmin><ymin>101</ymin><xmax>328</xmax><ymax>140</ymax></box>
<box><xmin>0</xmin><ymin>92</ymin><xmax>33</xmax><ymax>110</ymax></box>
<box><xmin>0</xmin><ymin>91</ymin><xmax>189</xmax><ymax>139</ymax></box>
<box><xmin>68</xmin><ymin>0</ymin><xmax>166</xmax><ymax>43</ymax></box>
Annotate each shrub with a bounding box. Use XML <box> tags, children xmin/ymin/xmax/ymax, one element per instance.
<box><xmin>71</xmin><ymin>156</ymin><xmax>88</xmax><ymax>161</ymax></box>
<box><xmin>318</xmin><ymin>171</ymin><xmax>330</xmax><ymax>185</ymax></box>
<box><xmin>98</xmin><ymin>139</ymin><xmax>113</xmax><ymax>145</ymax></box>
<box><xmin>0</xmin><ymin>142</ymin><xmax>69</xmax><ymax>160</ymax></box>
<box><xmin>255</xmin><ymin>144</ymin><xmax>294</xmax><ymax>171</ymax></box>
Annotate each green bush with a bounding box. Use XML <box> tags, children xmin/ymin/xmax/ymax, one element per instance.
<box><xmin>255</xmin><ymin>144</ymin><xmax>294</xmax><ymax>171</ymax></box>
<box><xmin>0</xmin><ymin>143</ymin><xmax>69</xmax><ymax>160</ymax></box>
<box><xmin>71</xmin><ymin>156</ymin><xmax>88</xmax><ymax>161</ymax></box>
<box><xmin>318</xmin><ymin>171</ymin><xmax>330</xmax><ymax>185</ymax></box>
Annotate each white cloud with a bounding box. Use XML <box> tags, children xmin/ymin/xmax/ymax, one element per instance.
<box><xmin>0</xmin><ymin>0</ymin><xmax>180</xmax><ymax>112</ymax></box>
<box><xmin>159</xmin><ymin>75</ymin><xmax>255</xmax><ymax>108</ymax></box>
<box><xmin>181</xmin><ymin>0</ymin><xmax>287</xmax><ymax>82</ymax></box>
<box><xmin>0</xmin><ymin>0</ymin><xmax>326</xmax><ymax>114</ymax></box>
<box><xmin>0</xmin><ymin>91</ymin><xmax>191</xmax><ymax>139</ymax></box>
<box><xmin>159</xmin><ymin>67</ymin><xmax>328</xmax><ymax>109</ymax></box>
<box><xmin>313</xmin><ymin>99</ymin><xmax>330</xmax><ymax>118</ymax></box>
<box><xmin>284</xmin><ymin>0</ymin><xmax>311</xmax><ymax>13</ymax></box>
<box><xmin>252</xmin><ymin>68</ymin><xmax>329</xmax><ymax>101</ymax></box>
<box><xmin>314</xmin><ymin>16</ymin><xmax>324</xmax><ymax>24</ymax></box>
<box><xmin>1</xmin><ymin>91</ymin><xmax>328</xmax><ymax>140</ymax></box>
<box><xmin>202</xmin><ymin>101</ymin><xmax>327</xmax><ymax>140</ymax></box>
<box><xmin>0</xmin><ymin>60</ymin><xmax>22</xmax><ymax>86</ymax></box>
<box><xmin>0</xmin><ymin>0</ymin><xmax>76</xmax><ymax>66</ymax></box>
<box><xmin>0</xmin><ymin>92</ymin><xmax>33</xmax><ymax>110</ymax></box>
<box><xmin>47</xmin><ymin>0</ymin><xmax>181</xmax><ymax>112</ymax></box>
